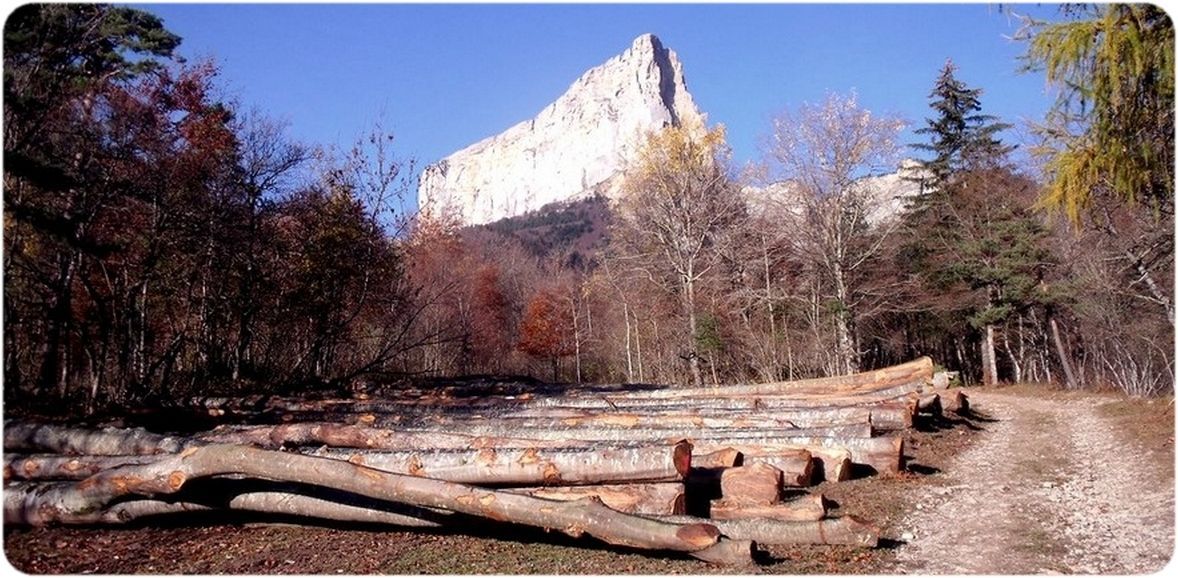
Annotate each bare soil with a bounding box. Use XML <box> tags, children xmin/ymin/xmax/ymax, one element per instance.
<box><xmin>3</xmin><ymin>386</ymin><xmax>1173</xmax><ymax>574</ymax></box>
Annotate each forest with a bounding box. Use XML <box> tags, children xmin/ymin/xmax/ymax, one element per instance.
<box><xmin>3</xmin><ymin>4</ymin><xmax>1173</xmax><ymax>418</ymax></box>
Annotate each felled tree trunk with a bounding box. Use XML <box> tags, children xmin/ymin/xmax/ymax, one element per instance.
<box><xmin>709</xmin><ymin>493</ymin><xmax>826</xmax><ymax>522</ymax></box>
<box><xmin>719</xmin><ymin>463</ymin><xmax>783</xmax><ymax>506</ymax></box>
<box><xmin>424</xmin><ymin>411</ymin><xmax>871</xmax><ymax>432</ymax></box>
<box><xmin>3</xmin><ymin>422</ymin><xmax>200</xmax><ymax>455</ymax></box>
<box><xmin>917</xmin><ymin>394</ymin><xmax>942</xmax><ymax>416</ymax></box>
<box><xmin>4</xmin><ymin>444</ymin><xmax>742</xmax><ymax>563</ymax></box>
<box><xmin>941</xmin><ymin>390</ymin><xmax>970</xmax><ymax>415</ymax></box>
<box><xmin>412</xmin><ymin>424</ymin><xmax>874</xmax><ymax>444</ymax></box>
<box><xmin>693</xmin><ymin>435</ymin><xmax>902</xmax><ymax>477</ymax></box>
<box><xmin>4</xmin><ymin>482</ymin><xmax>446</xmax><ymax>527</ymax></box>
<box><xmin>4</xmin><ymin>454</ymin><xmax>161</xmax><ymax>481</ymax></box>
<box><xmin>602</xmin><ymin>357</ymin><xmax>933</xmax><ymax>399</ymax></box>
<box><xmin>506</xmin><ymin>483</ymin><xmax>686</xmax><ymax>515</ymax></box>
<box><xmin>299</xmin><ymin>441</ymin><xmax>693</xmax><ymax>486</ymax></box>
<box><xmin>737</xmin><ymin>449</ymin><xmax>813</xmax><ymax>487</ymax></box>
<box><xmin>654</xmin><ymin>514</ymin><xmax>879</xmax><ymax>547</ymax></box>
<box><xmin>693</xmin><ymin>448</ymin><xmax>742</xmax><ymax>469</ymax></box>
<box><xmin>198</xmin><ymin>423</ymin><xmax>595</xmax><ymax>451</ymax></box>
<box><xmin>503</xmin><ymin>404</ymin><xmax>909</xmax><ymax>431</ymax></box>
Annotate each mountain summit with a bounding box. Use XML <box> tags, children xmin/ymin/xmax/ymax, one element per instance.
<box><xmin>418</xmin><ymin>34</ymin><xmax>705</xmax><ymax>225</ymax></box>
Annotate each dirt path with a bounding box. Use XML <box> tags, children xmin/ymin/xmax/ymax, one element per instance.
<box><xmin>893</xmin><ymin>390</ymin><xmax>1174</xmax><ymax>574</ymax></box>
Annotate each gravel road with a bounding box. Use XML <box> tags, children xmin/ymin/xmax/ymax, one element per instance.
<box><xmin>893</xmin><ymin>390</ymin><xmax>1174</xmax><ymax>574</ymax></box>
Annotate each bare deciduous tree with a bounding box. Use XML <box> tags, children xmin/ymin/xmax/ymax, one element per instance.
<box><xmin>762</xmin><ymin>92</ymin><xmax>907</xmax><ymax>375</ymax></box>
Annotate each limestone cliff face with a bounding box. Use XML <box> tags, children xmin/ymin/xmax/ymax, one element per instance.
<box><xmin>418</xmin><ymin>34</ymin><xmax>704</xmax><ymax>225</ymax></box>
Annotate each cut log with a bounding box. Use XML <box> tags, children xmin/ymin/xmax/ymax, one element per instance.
<box><xmin>693</xmin><ymin>448</ymin><xmax>742</xmax><ymax>469</ymax></box>
<box><xmin>917</xmin><ymin>394</ymin><xmax>942</xmax><ymax>416</ymax></box>
<box><xmin>3</xmin><ymin>482</ymin><xmax>446</xmax><ymax>527</ymax></box>
<box><xmin>693</xmin><ymin>435</ymin><xmax>902</xmax><ymax>477</ymax></box>
<box><xmin>420</xmin><ymin>412</ymin><xmax>871</xmax><ymax>432</ymax></box>
<box><xmin>4</xmin><ymin>454</ymin><xmax>161</xmax><ymax>481</ymax></box>
<box><xmin>654</xmin><ymin>514</ymin><xmax>879</xmax><ymax>547</ymax></box>
<box><xmin>802</xmin><ymin>447</ymin><xmax>853</xmax><ymax>483</ymax></box>
<box><xmin>3</xmin><ymin>444</ymin><xmax>737</xmax><ymax>563</ymax></box>
<box><xmin>300</xmin><ymin>441</ymin><xmax>693</xmax><ymax>486</ymax></box>
<box><xmin>199</xmin><ymin>423</ymin><xmax>596</xmax><ymax>451</ymax></box>
<box><xmin>603</xmin><ymin>357</ymin><xmax>934</xmax><ymax>399</ymax></box>
<box><xmin>942</xmin><ymin>390</ymin><xmax>970</xmax><ymax>415</ymax></box>
<box><xmin>719</xmin><ymin>463</ymin><xmax>783</xmax><ymax>506</ymax></box>
<box><xmin>710</xmin><ymin>494</ymin><xmax>826</xmax><ymax>522</ymax></box>
<box><xmin>506</xmin><ymin>483</ymin><xmax>686</xmax><ymax>515</ymax></box>
<box><xmin>737</xmin><ymin>449</ymin><xmax>814</xmax><ymax>487</ymax></box>
<box><xmin>408</xmin><ymin>423</ymin><xmax>874</xmax><ymax>444</ymax></box>
<box><xmin>3</xmin><ymin>422</ymin><xmax>200</xmax><ymax>455</ymax></box>
<box><xmin>689</xmin><ymin>538</ymin><xmax>757</xmax><ymax>566</ymax></box>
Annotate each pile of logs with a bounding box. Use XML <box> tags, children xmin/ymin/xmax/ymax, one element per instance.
<box><xmin>3</xmin><ymin>357</ymin><xmax>968</xmax><ymax>566</ymax></box>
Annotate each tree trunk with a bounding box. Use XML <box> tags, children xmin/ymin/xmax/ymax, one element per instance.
<box><xmin>506</xmin><ymin>483</ymin><xmax>686</xmax><ymax>515</ymax></box>
<box><xmin>738</xmin><ymin>449</ymin><xmax>814</xmax><ymax>487</ymax></box>
<box><xmin>916</xmin><ymin>394</ymin><xmax>942</xmax><ymax>416</ymax></box>
<box><xmin>685</xmin><ymin>277</ymin><xmax>704</xmax><ymax>388</ymax></box>
<box><xmin>4</xmin><ymin>454</ymin><xmax>161</xmax><ymax>481</ymax></box>
<box><xmin>693</xmin><ymin>436</ymin><xmax>902</xmax><ymax>477</ymax></box>
<box><xmin>982</xmin><ymin>323</ymin><xmax>999</xmax><ymax>386</ymax></box>
<box><xmin>653</xmin><ymin>514</ymin><xmax>879</xmax><ymax>547</ymax></box>
<box><xmin>719</xmin><ymin>463</ymin><xmax>783</xmax><ymax>506</ymax></box>
<box><xmin>199</xmin><ymin>424</ymin><xmax>598</xmax><ymax>452</ymax></box>
<box><xmin>4</xmin><ymin>422</ymin><xmax>199</xmax><ymax>455</ymax></box>
<box><xmin>3</xmin><ymin>444</ymin><xmax>738</xmax><ymax>562</ymax></box>
<box><xmin>4</xmin><ymin>482</ymin><xmax>448</xmax><ymax>528</ymax></box>
<box><xmin>300</xmin><ymin>441</ymin><xmax>693</xmax><ymax>486</ymax></box>
<box><xmin>1049</xmin><ymin>316</ymin><xmax>1079</xmax><ymax>389</ymax></box>
<box><xmin>709</xmin><ymin>494</ymin><xmax>826</xmax><ymax>522</ymax></box>
<box><xmin>412</xmin><ymin>424</ymin><xmax>874</xmax><ymax>445</ymax></box>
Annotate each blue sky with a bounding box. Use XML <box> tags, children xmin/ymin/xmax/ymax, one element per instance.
<box><xmin>141</xmin><ymin>3</ymin><xmax>1061</xmax><ymax>201</ymax></box>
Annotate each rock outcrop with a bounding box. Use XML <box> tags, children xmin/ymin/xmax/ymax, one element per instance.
<box><xmin>743</xmin><ymin>160</ymin><xmax>929</xmax><ymax>226</ymax></box>
<box><xmin>419</xmin><ymin>34</ymin><xmax>704</xmax><ymax>225</ymax></box>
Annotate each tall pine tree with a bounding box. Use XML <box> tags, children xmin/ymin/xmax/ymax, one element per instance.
<box><xmin>911</xmin><ymin>59</ymin><xmax>1013</xmax><ymax>189</ymax></box>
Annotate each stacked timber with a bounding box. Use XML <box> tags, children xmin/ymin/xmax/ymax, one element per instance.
<box><xmin>3</xmin><ymin>357</ymin><xmax>965</xmax><ymax>566</ymax></box>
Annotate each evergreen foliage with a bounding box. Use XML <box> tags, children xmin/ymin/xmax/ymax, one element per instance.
<box><xmin>911</xmin><ymin>60</ymin><xmax>1013</xmax><ymax>189</ymax></box>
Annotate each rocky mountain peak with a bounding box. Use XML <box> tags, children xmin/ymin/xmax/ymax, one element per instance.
<box><xmin>418</xmin><ymin>34</ymin><xmax>704</xmax><ymax>225</ymax></box>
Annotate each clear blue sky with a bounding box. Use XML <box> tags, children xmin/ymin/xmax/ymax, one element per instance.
<box><xmin>142</xmin><ymin>3</ymin><xmax>1061</xmax><ymax>202</ymax></box>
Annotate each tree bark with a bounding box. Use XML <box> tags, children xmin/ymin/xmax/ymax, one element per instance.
<box><xmin>4</xmin><ymin>482</ymin><xmax>447</xmax><ymax>527</ymax></box>
<box><xmin>4</xmin><ymin>422</ymin><xmax>200</xmax><ymax>455</ymax></box>
<box><xmin>409</xmin><ymin>426</ymin><xmax>871</xmax><ymax>447</ymax></box>
<box><xmin>299</xmin><ymin>441</ymin><xmax>693</xmax><ymax>486</ymax></box>
<box><xmin>693</xmin><ymin>435</ymin><xmax>902</xmax><ymax>477</ymax></box>
<box><xmin>3</xmin><ymin>444</ymin><xmax>735</xmax><ymax>562</ymax></box>
<box><xmin>198</xmin><ymin>423</ymin><xmax>597</xmax><ymax>451</ymax></box>
<box><xmin>502</xmin><ymin>404</ymin><xmax>910</xmax><ymax>431</ymax></box>
<box><xmin>1049</xmin><ymin>316</ymin><xmax>1079</xmax><ymax>389</ymax></box>
<box><xmin>505</xmin><ymin>483</ymin><xmax>686</xmax><ymax>515</ymax></box>
<box><xmin>4</xmin><ymin>454</ymin><xmax>160</xmax><ymax>481</ymax></box>
<box><xmin>982</xmin><ymin>323</ymin><xmax>999</xmax><ymax>386</ymax></box>
<box><xmin>653</xmin><ymin>514</ymin><xmax>878</xmax><ymax>547</ymax></box>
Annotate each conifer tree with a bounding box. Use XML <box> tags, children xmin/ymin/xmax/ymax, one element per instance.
<box><xmin>911</xmin><ymin>60</ymin><xmax>1013</xmax><ymax>189</ymax></box>
<box><xmin>903</xmin><ymin>62</ymin><xmax>1053</xmax><ymax>386</ymax></box>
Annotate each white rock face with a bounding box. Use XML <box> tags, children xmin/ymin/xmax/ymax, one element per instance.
<box><xmin>743</xmin><ymin>160</ymin><xmax>930</xmax><ymax>227</ymax></box>
<box><xmin>418</xmin><ymin>34</ymin><xmax>705</xmax><ymax>225</ymax></box>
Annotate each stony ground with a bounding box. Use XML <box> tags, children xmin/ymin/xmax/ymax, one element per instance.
<box><xmin>3</xmin><ymin>386</ymin><xmax>1173</xmax><ymax>574</ymax></box>
<box><xmin>892</xmin><ymin>388</ymin><xmax>1174</xmax><ymax>574</ymax></box>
